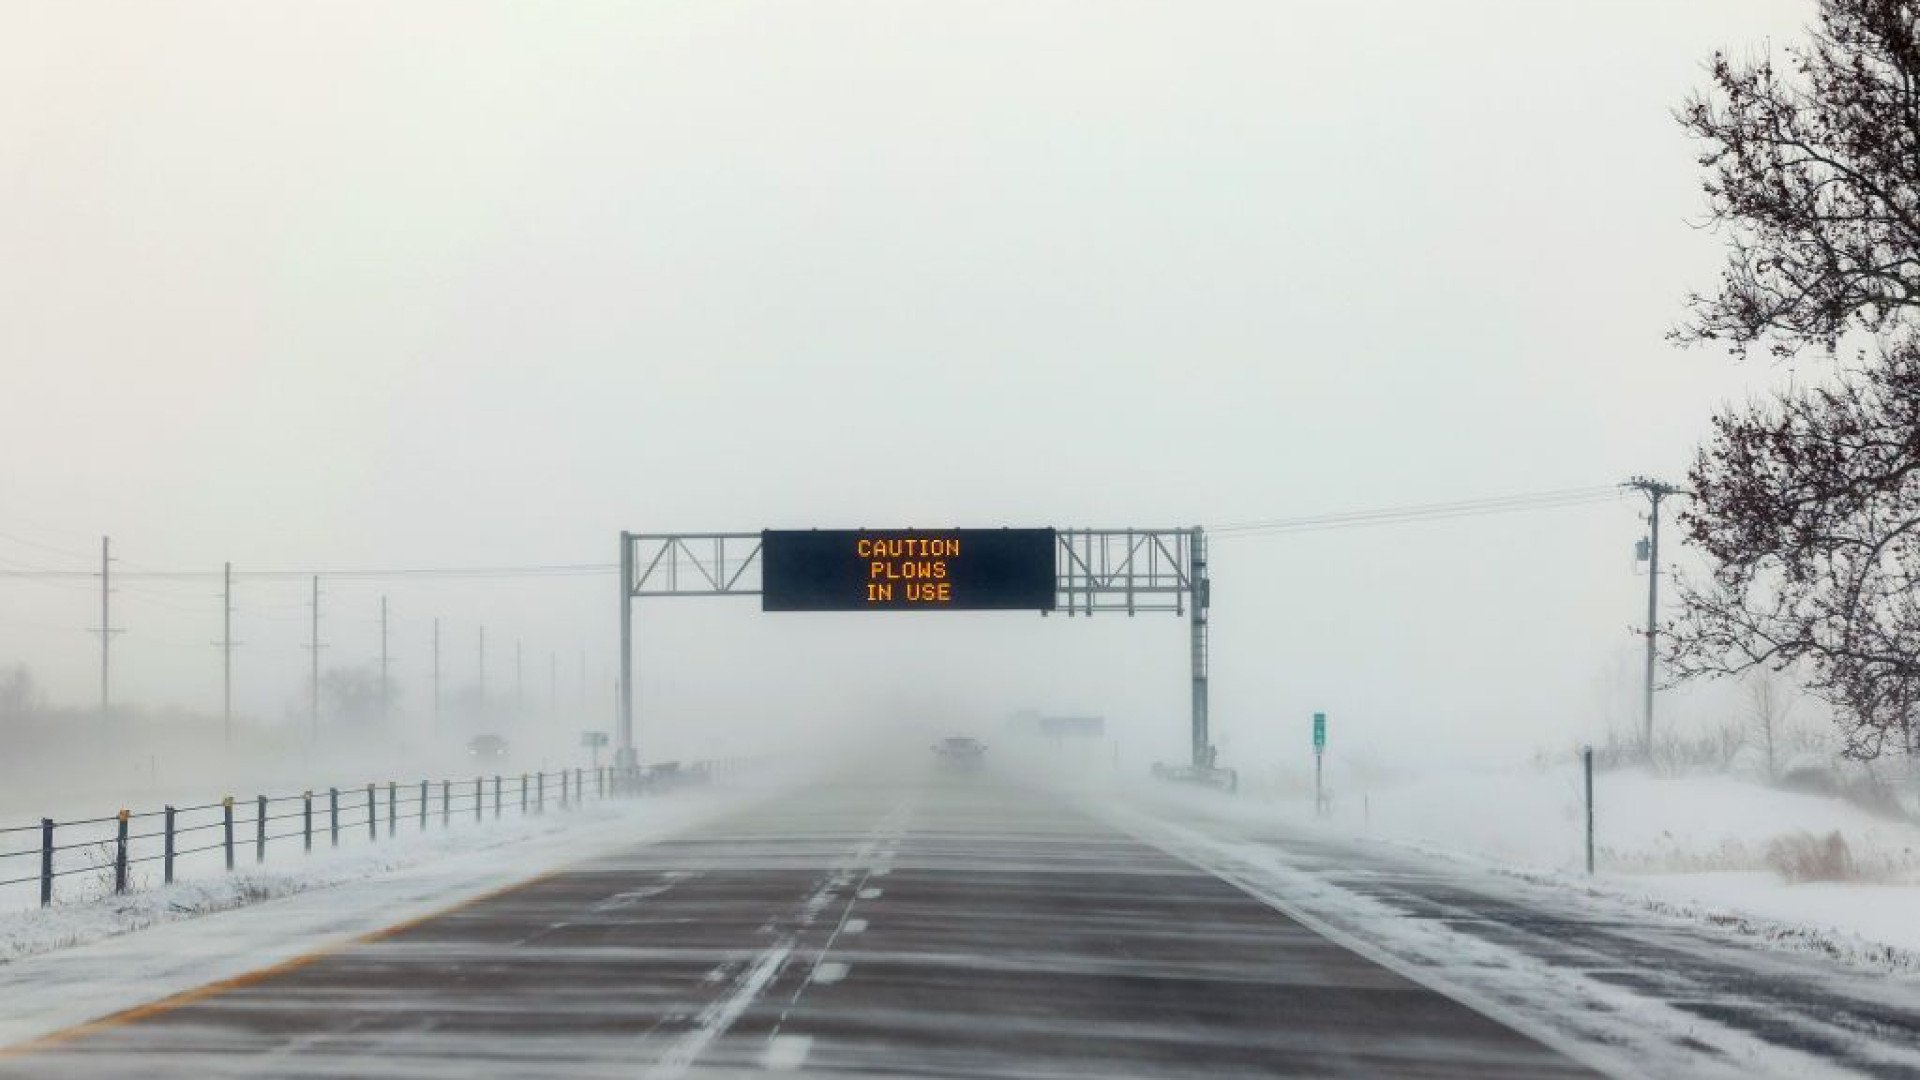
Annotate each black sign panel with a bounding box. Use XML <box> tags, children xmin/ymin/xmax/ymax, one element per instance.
<box><xmin>761</xmin><ymin>529</ymin><xmax>1057</xmax><ymax>612</ymax></box>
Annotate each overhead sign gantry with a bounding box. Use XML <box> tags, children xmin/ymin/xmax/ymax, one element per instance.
<box><xmin>617</xmin><ymin>527</ymin><xmax>1209</xmax><ymax>767</ymax></box>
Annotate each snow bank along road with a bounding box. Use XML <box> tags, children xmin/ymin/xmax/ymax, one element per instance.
<box><xmin>0</xmin><ymin>769</ymin><xmax>1600</xmax><ymax>1078</ymax></box>
<box><xmin>1110</xmin><ymin>791</ymin><xmax>1920</xmax><ymax>1080</ymax></box>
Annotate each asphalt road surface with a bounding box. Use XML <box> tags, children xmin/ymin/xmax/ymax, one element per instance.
<box><xmin>0</xmin><ymin>770</ymin><xmax>1601</xmax><ymax>1078</ymax></box>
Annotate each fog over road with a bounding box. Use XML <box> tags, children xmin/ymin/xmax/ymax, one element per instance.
<box><xmin>0</xmin><ymin>768</ymin><xmax>1596</xmax><ymax>1078</ymax></box>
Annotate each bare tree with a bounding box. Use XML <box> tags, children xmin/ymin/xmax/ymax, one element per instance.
<box><xmin>1668</xmin><ymin>346</ymin><xmax>1920</xmax><ymax>759</ymax></box>
<box><xmin>1745</xmin><ymin>672</ymin><xmax>1798</xmax><ymax>781</ymax></box>
<box><xmin>0</xmin><ymin>663</ymin><xmax>38</xmax><ymax>718</ymax></box>
<box><xmin>1669</xmin><ymin>2</ymin><xmax>1920</xmax><ymax>761</ymax></box>
<box><xmin>1674</xmin><ymin>0</ymin><xmax>1920</xmax><ymax>358</ymax></box>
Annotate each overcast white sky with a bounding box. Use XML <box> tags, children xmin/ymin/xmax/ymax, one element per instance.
<box><xmin>1</xmin><ymin>2</ymin><xmax>1818</xmax><ymax>769</ymax></box>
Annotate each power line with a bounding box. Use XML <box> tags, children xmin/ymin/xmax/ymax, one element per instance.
<box><xmin>0</xmin><ymin>563</ymin><xmax>616</xmax><ymax>581</ymax></box>
<box><xmin>1211</xmin><ymin>485</ymin><xmax>1624</xmax><ymax>537</ymax></box>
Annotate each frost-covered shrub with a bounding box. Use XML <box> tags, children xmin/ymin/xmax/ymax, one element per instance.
<box><xmin>1765</xmin><ymin>830</ymin><xmax>1857</xmax><ymax>882</ymax></box>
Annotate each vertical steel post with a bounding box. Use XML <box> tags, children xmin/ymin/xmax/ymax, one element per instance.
<box><xmin>475</xmin><ymin>778</ymin><xmax>482</xmax><ymax>822</ymax></box>
<box><xmin>223</xmin><ymin>797</ymin><xmax>235</xmax><ymax>871</ymax></box>
<box><xmin>521</xmin><ymin>774</ymin><xmax>528</xmax><ymax>815</ymax></box>
<box><xmin>368</xmin><ymin>784</ymin><xmax>377</xmax><ymax>841</ymax></box>
<box><xmin>419</xmin><ymin>780</ymin><xmax>428</xmax><ymax>830</ymax></box>
<box><xmin>618</xmin><ymin>531</ymin><xmax>636</xmax><ymax>768</ymax></box>
<box><xmin>494</xmin><ymin>775</ymin><xmax>502</xmax><ymax>819</ymax></box>
<box><xmin>537</xmin><ymin>772</ymin><xmax>545</xmax><ymax>814</ymax></box>
<box><xmin>163</xmin><ymin>806</ymin><xmax>176</xmax><ymax>884</ymax></box>
<box><xmin>113</xmin><ymin>810</ymin><xmax>128</xmax><ymax>895</ymax></box>
<box><xmin>40</xmin><ymin>818</ymin><xmax>53</xmax><ymax>907</ymax></box>
<box><xmin>387</xmin><ymin>781</ymin><xmax>397</xmax><ymax>837</ymax></box>
<box><xmin>441</xmin><ymin>779</ymin><xmax>450</xmax><ymax>826</ymax></box>
<box><xmin>1584</xmin><ymin>745</ymin><xmax>1596</xmax><ymax>875</ymax></box>
<box><xmin>256</xmin><ymin>795</ymin><xmax>267</xmax><ymax>863</ymax></box>
<box><xmin>328</xmin><ymin>788</ymin><xmax>339</xmax><ymax>847</ymax></box>
<box><xmin>561</xmin><ymin>769</ymin><xmax>569</xmax><ymax>810</ymax></box>
<box><xmin>1188</xmin><ymin>527</ymin><xmax>1211</xmax><ymax>768</ymax></box>
<box><xmin>303</xmin><ymin>792</ymin><xmax>313</xmax><ymax>852</ymax></box>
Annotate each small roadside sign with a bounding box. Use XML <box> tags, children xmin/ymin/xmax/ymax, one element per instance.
<box><xmin>1312</xmin><ymin>712</ymin><xmax>1326</xmax><ymax>751</ymax></box>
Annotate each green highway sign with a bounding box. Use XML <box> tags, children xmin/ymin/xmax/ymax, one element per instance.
<box><xmin>1312</xmin><ymin>711</ymin><xmax>1326</xmax><ymax>751</ymax></box>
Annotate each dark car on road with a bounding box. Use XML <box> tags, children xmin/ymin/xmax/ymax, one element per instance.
<box><xmin>467</xmin><ymin>733</ymin><xmax>508</xmax><ymax>761</ymax></box>
<box><xmin>933</xmin><ymin>736</ymin><xmax>986</xmax><ymax>770</ymax></box>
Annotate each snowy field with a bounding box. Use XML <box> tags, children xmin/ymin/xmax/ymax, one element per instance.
<box><xmin>1237</xmin><ymin>764</ymin><xmax>1920</xmax><ymax>960</ymax></box>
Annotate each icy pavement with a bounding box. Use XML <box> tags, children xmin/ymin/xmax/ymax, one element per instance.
<box><xmin>1098</xmin><ymin>787</ymin><xmax>1920</xmax><ymax>1080</ymax></box>
<box><xmin>0</xmin><ymin>771</ymin><xmax>1598</xmax><ymax>1078</ymax></box>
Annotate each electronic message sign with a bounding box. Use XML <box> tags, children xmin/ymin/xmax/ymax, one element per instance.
<box><xmin>761</xmin><ymin>529</ymin><xmax>1056</xmax><ymax>612</ymax></box>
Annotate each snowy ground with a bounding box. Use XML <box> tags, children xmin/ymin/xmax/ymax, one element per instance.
<box><xmin>1093</xmin><ymin>773</ymin><xmax>1920</xmax><ymax>1079</ymax></box>
<box><xmin>1233</xmin><ymin>764</ymin><xmax>1920</xmax><ymax>959</ymax></box>
<box><xmin>0</xmin><ymin>774</ymin><xmax>793</xmax><ymax>1050</ymax></box>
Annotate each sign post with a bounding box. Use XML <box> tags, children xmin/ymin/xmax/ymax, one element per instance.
<box><xmin>581</xmin><ymin>730</ymin><xmax>609</xmax><ymax>770</ymax></box>
<box><xmin>1312</xmin><ymin>711</ymin><xmax>1327</xmax><ymax>818</ymax></box>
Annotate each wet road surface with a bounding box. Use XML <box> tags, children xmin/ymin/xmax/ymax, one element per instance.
<box><xmin>0</xmin><ymin>771</ymin><xmax>1601</xmax><ymax>1078</ymax></box>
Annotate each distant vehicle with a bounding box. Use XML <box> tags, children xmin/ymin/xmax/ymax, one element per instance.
<box><xmin>933</xmin><ymin>736</ymin><xmax>987</xmax><ymax>770</ymax></box>
<box><xmin>467</xmin><ymin>734</ymin><xmax>508</xmax><ymax>761</ymax></box>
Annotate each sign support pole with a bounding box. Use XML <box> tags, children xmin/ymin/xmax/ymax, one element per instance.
<box><xmin>1313</xmin><ymin>711</ymin><xmax>1327</xmax><ymax>817</ymax></box>
<box><xmin>1189</xmin><ymin>527</ymin><xmax>1210</xmax><ymax>768</ymax></box>
<box><xmin>617</xmin><ymin>530</ymin><xmax>636</xmax><ymax>769</ymax></box>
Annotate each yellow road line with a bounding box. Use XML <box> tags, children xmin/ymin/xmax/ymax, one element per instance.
<box><xmin>0</xmin><ymin>866</ymin><xmax>568</xmax><ymax>1060</ymax></box>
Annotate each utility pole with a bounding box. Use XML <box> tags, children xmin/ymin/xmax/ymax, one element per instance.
<box><xmin>1625</xmin><ymin>476</ymin><xmax>1683</xmax><ymax>757</ymax></box>
<box><xmin>93</xmin><ymin>536</ymin><xmax>120</xmax><ymax>720</ymax></box>
<box><xmin>379</xmin><ymin>596</ymin><xmax>390</xmax><ymax>729</ymax></box>
<box><xmin>308</xmin><ymin>575</ymin><xmax>323</xmax><ymax>739</ymax></box>
<box><xmin>221</xmin><ymin>562</ymin><xmax>233</xmax><ymax>744</ymax></box>
<box><xmin>432</xmin><ymin>617</ymin><xmax>441</xmax><ymax>732</ymax></box>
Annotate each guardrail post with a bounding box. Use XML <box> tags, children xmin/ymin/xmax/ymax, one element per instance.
<box><xmin>441</xmin><ymin>779</ymin><xmax>450</xmax><ymax>826</ymax></box>
<box><xmin>536</xmin><ymin>772</ymin><xmax>545</xmax><ymax>815</ymax></box>
<box><xmin>419</xmin><ymin>780</ymin><xmax>428</xmax><ymax>830</ymax></box>
<box><xmin>256</xmin><ymin>796</ymin><xmax>267</xmax><ymax>863</ymax></box>
<box><xmin>223</xmin><ymin>797</ymin><xmax>235</xmax><ymax>871</ymax></box>
<box><xmin>494</xmin><ymin>775</ymin><xmax>502</xmax><ymax>819</ymax></box>
<box><xmin>367</xmin><ymin>784</ymin><xmax>377</xmax><ymax>841</ymax></box>
<box><xmin>329</xmin><ymin>787</ymin><xmax>340</xmax><ymax>848</ymax></box>
<box><xmin>387</xmin><ymin>782</ymin><xmax>397</xmax><ymax>837</ymax></box>
<box><xmin>474</xmin><ymin>777</ymin><xmax>482</xmax><ymax>822</ymax></box>
<box><xmin>163</xmin><ymin>806</ymin><xmax>176</xmax><ymax>885</ymax></box>
<box><xmin>114</xmin><ymin>810</ymin><xmax>129</xmax><ymax>895</ymax></box>
<box><xmin>520</xmin><ymin>774</ymin><xmax>528</xmax><ymax>815</ymax></box>
<box><xmin>303</xmin><ymin>791</ymin><xmax>313</xmax><ymax>852</ymax></box>
<box><xmin>39</xmin><ymin>818</ymin><xmax>53</xmax><ymax>908</ymax></box>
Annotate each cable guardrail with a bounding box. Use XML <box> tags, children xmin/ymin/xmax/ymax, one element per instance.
<box><xmin>0</xmin><ymin>758</ymin><xmax>743</xmax><ymax>909</ymax></box>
